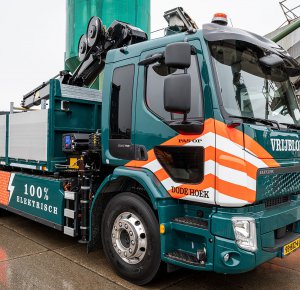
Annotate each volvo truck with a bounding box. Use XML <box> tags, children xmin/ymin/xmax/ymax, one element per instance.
<box><xmin>0</xmin><ymin>8</ymin><xmax>300</xmax><ymax>285</ymax></box>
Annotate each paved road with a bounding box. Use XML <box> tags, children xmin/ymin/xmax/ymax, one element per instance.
<box><xmin>0</xmin><ymin>211</ymin><xmax>300</xmax><ymax>290</ymax></box>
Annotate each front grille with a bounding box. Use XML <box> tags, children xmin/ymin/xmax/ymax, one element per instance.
<box><xmin>265</xmin><ymin>195</ymin><xmax>290</xmax><ymax>208</ymax></box>
<box><xmin>257</xmin><ymin>170</ymin><xmax>300</xmax><ymax>201</ymax></box>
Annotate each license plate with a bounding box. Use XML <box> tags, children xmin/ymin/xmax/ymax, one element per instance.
<box><xmin>282</xmin><ymin>238</ymin><xmax>300</xmax><ymax>256</ymax></box>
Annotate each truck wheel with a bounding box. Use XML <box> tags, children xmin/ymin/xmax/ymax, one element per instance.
<box><xmin>101</xmin><ymin>192</ymin><xmax>161</xmax><ymax>285</ymax></box>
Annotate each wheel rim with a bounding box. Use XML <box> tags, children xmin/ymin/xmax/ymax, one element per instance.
<box><xmin>111</xmin><ymin>212</ymin><xmax>147</xmax><ymax>264</ymax></box>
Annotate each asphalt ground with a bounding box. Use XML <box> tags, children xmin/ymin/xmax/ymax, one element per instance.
<box><xmin>0</xmin><ymin>211</ymin><xmax>300</xmax><ymax>290</ymax></box>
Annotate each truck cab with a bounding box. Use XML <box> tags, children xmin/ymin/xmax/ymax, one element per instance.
<box><xmin>97</xmin><ymin>20</ymin><xmax>300</xmax><ymax>281</ymax></box>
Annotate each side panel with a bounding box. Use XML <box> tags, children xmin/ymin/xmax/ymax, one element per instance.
<box><xmin>0</xmin><ymin>115</ymin><xmax>6</xmax><ymax>158</ymax></box>
<box><xmin>0</xmin><ymin>171</ymin><xmax>64</xmax><ymax>226</ymax></box>
<box><xmin>9</xmin><ymin>110</ymin><xmax>48</xmax><ymax>162</ymax></box>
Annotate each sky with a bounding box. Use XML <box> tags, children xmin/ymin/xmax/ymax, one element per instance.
<box><xmin>0</xmin><ymin>0</ymin><xmax>298</xmax><ymax>110</ymax></box>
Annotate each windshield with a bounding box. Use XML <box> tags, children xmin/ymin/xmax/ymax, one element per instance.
<box><xmin>210</xmin><ymin>40</ymin><xmax>300</xmax><ymax>126</ymax></box>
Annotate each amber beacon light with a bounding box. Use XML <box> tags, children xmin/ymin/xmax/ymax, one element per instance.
<box><xmin>211</xmin><ymin>13</ymin><xmax>228</xmax><ymax>26</ymax></box>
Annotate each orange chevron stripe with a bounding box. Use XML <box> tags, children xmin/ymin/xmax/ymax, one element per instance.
<box><xmin>214</xmin><ymin>119</ymin><xmax>279</xmax><ymax>168</ymax></box>
<box><xmin>204</xmin><ymin>146</ymin><xmax>215</xmax><ymax>162</ymax></box>
<box><xmin>216</xmin><ymin>177</ymin><xmax>256</xmax><ymax>203</ymax></box>
<box><xmin>215</xmin><ymin>119</ymin><xmax>244</xmax><ymax>147</ymax></box>
<box><xmin>244</xmin><ymin>133</ymin><xmax>274</xmax><ymax>159</ymax></box>
<box><xmin>0</xmin><ymin>171</ymin><xmax>11</xmax><ymax>206</ymax></box>
<box><xmin>215</xmin><ymin>148</ymin><xmax>258</xmax><ymax>180</ymax></box>
<box><xmin>264</xmin><ymin>159</ymin><xmax>280</xmax><ymax>168</ymax></box>
<box><xmin>203</xmin><ymin>146</ymin><xmax>258</xmax><ymax>180</ymax></box>
<box><xmin>154</xmin><ymin>168</ymin><xmax>169</xmax><ymax>181</ymax></box>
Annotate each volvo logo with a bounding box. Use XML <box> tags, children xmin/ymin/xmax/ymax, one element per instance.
<box><xmin>258</xmin><ymin>169</ymin><xmax>275</xmax><ymax>175</ymax></box>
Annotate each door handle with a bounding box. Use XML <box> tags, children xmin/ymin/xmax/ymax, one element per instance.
<box><xmin>135</xmin><ymin>145</ymin><xmax>148</xmax><ymax>161</ymax></box>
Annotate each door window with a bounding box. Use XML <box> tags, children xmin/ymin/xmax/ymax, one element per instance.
<box><xmin>146</xmin><ymin>55</ymin><xmax>203</xmax><ymax>122</ymax></box>
<box><xmin>110</xmin><ymin>65</ymin><xmax>135</xmax><ymax>140</ymax></box>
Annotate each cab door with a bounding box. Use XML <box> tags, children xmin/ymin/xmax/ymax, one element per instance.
<box><xmin>129</xmin><ymin>39</ymin><xmax>216</xmax><ymax>205</ymax></box>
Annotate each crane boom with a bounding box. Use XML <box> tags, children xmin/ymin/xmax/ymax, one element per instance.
<box><xmin>21</xmin><ymin>17</ymin><xmax>147</xmax><ymax>109</ymax></box>
<box><xmin>65</xmin><ymin>17</ymin><xmax>148</xmax><ymax>87</ymax></box>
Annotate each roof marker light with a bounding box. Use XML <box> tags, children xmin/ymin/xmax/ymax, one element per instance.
<box><xmin>212</xmin><ymin>13</ymin><xmax>228</xmax><ymax>26</ymax></box>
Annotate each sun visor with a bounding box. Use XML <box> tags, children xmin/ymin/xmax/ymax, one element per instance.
<box><xmin>203</xmin><ymin>23</ymin><xmax>300</xmax><ymax>76</ymax></box>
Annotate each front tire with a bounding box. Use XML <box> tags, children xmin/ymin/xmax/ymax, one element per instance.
<box><xmin>101</xmin><ymin>192</ymin><xmax>161</xmax><ymax>285</ymax></box>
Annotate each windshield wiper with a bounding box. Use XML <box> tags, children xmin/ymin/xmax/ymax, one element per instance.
<box><xmin>228</xmin><ymin>115</ymin><xmax>280</xmax><ymax>129</ymax></box>
<box><xmin>280</xmin><ymin>123</ymin><xmax>300</xmax><ymax>131</ymax></box>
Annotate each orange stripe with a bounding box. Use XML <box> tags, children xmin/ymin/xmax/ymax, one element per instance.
<box><xmin>204</xmin><ymin>146</ymin><xmax>257</xmax><ymax>180</ymax></box>
<box><xmin>216</xmin><ymin>177</ymin><xmax>256</xmax><ymax>203</ymax></box>
<box><xmin>244</xmin><ymin>133</ymin><xmax>274</xmax><ymax>159</ymax></box>
<box><xmin>216</xmin><ymin>148</ymin><xmax>258</xmax><ymax>180</ymax></box>
<box><xmin>154</xmin><ymin>168</ymin><xmax>169</xmax><ymax>181</ymax></box>
<box><xmin>0</xmin><ymin>171</ymin><xmax>11</xmax><ymax>206</ymax></box>
<box><xmin>204</xmin><ymin>146</ymin><xmax>215</xmax><ymax>162</ymax></box>
<box><xmin>215</xmin><ymin>119</ymin><xmax>244</xmax><ymax>147</ymax></box>
<box><xmin>261</xmin><ymin>159</ymin><xmax>279</xmax><ymax>168</ymax></box>
<box><xmin>215</xmin><ymin>119</ymin><xmax>279</xmax><ymax>168</ymax></box>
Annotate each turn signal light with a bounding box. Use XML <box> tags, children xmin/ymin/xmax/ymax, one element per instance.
<box><xmin>160</xmin><ymin>224</ymin><xmax>166</xmax><ymax>234</ymax></box>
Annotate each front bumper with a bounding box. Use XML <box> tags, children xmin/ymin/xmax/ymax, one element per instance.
<box><xmin>159</xmin><ymin>194</ymin><xmax>300</xmax><ymax>273</ymax></box>
<box><xmin>212</xmin><ymin>194</ymin><xmax>300</xmax><ymax>273</ymax></box>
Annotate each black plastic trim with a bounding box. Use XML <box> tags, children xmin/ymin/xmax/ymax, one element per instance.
<box><xmin>257</xmin><ymin>165</ymin><xmax>300</xmax><ymax>176</ymax></box>
<box><xmin>154</xmin><ymin>145</ymin><xmax>204</xmax><ymax>184</ymax></box>
<box><xmin>0</xmin><ymin>205</ymin><xmax>63</xmax><ymax>231</ymax></box>
<box><xmin>263</xmin><ymin>232</ymin><xmax>300</xmax><ymax>253</ymax></box>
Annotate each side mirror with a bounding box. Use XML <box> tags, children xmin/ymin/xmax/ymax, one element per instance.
<box><xmin>164</xmin><ymin>74</ymin><xmax>191</xmax><ymax>114</ymax></box>
<box><xmin>259</xmin><ymin>54</ymin><xmax>284</xmax><ymax>68</ymax></box>
<box><xmin>165</xmin><ymin>42</ymin><xmax>191</xmax><ymax>69</ymax></box>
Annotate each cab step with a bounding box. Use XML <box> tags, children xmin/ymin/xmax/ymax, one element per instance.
<box><xmin>172</xmin><ymin>217</ymin><xmax>208</xmax><ymax>229</ymax></box>
<box><xmin>64</xmin><ymin>190</ymin><xmax>75</xmax><ymax>200</ymax></box>
<box><xmin>165</xmin><ymin>250</ymin><xmax>205</xmax><ymax>266</ymax></box>
<box><xmin>63</xmin><ymin>190</ymin><xmax>79</xmax><ymax>237</ymax></box>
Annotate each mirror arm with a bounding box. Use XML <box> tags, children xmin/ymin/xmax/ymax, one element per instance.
<box><xmin>138</xmin><ymin>53</ymin><xmax>164</xmax><ymax>66</ymax></box>
<box><xmin>191</xmin><ymin>45</ymin><xmax>197</xmax><ymax>55</ymax></box>
<box><xmin>183</xmin><ymin>113</ymin><xmax>188</xmax><ymax>124</ymax></box>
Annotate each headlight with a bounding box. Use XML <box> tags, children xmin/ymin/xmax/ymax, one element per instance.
<box><xmin>232</xmin><ymin>217</ymin><xmax>257</xmax><ymax>252</ymax></box>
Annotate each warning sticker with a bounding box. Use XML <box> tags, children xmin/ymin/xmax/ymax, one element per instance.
<box><xmin>0</xmin><ymin>171</ymin><xmax>11</xmax><ymax>206</ymax></box>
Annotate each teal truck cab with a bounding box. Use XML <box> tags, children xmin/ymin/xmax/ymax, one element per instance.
<box><xmin>0</xmin><ymin>8</ymin><xmax>300</xmax><ymax>285</ymax></box>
